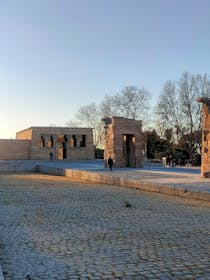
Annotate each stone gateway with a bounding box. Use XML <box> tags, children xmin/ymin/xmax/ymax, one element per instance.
<box><xmin>103</xmin><ymin>117</ymin><xmax>144</xmax><ymax>168</ymax></box>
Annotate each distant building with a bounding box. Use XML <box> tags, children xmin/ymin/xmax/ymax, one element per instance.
<box><xmin>0</xmin><ymin>126</ymin><xmax>95</xmax><ymax>160</ymax></box>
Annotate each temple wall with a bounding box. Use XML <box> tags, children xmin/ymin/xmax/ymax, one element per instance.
<box><xmin>16</xmin><ymin>128</ymin><xmax>33</xmax><ymax>140</ymax></box>
<box><xmin>16</xmin><ymin>127</ymin><xmax>95</xmax><ymax>160</ymax></box>
<box><xmin>0</xmin><ymin>139</ymin><xmax>30</xmax><ymax>160</ymax></box>
<box><xmin>0</xmin><ymin>126</ymin><xmax>95</xmax><ymax>161</ymax></box>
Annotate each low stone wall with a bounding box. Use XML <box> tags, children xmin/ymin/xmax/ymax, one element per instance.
<box><xmin>37</xmin><ymin>165</ymin><xmax>65</xmax><ymax>176</ymax></box>
<box><xmin>0</xmin><ymin>265</ymin><xmax>3</xmax><ymax>280</ymax></box>
<box><xmin>37</xmin><ymin>165</ymin><xmax>210</xmax><ymax>202</ymax></box>
<box><xmin>0</xmin><ymin>160</ymin><xmax>38</xmax><ymax>173</ymax></box>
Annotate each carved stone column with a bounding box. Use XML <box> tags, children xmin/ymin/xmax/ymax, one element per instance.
<box><xmin>197</xmin><ymin>98</ymin><xmax>210</xmax><ymax>177</ymax></box>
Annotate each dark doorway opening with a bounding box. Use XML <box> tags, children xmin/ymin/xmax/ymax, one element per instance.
<box><xmin>57</xmin><ymin>135</ymin><xmax>68</xmax><ymax>159</ymax></box>
<box><xmin>62</xmin><ymin>142</ymin><xmax>67</xmax><ymax>159</ymax></box>
<box><xmin>123</xmin><ymin>134</ymin><xmax>136</xmax><ymax>167</ymax></box>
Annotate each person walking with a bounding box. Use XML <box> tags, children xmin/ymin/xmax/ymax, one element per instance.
<box><xmin>108</xmin><ymin>156</ymin><xmax>113</xmax><ymax>171</ymax></box>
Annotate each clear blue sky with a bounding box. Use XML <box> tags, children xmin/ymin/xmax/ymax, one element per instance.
<box><xmin>0</xmin><ymin>0</ymin><xmax>210</xmax><ymax>138</ymax></box>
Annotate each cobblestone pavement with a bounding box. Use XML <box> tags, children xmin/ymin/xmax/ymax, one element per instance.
<box><xmin>1</xmin><ymin>175</ymin><xmax>210</xmax><ymax>280</ymax></box>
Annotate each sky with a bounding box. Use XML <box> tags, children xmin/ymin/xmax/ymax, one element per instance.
<box><xmin>0</xmin><ymin>0</ymin><xmax>210</xmax><ymax>138</ymax></box>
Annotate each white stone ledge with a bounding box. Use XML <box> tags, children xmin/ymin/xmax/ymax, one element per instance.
<box><xmin>37</xmin><ymin>165</ymin><xmax>210</xmax><ymax>202</ymax></box>
<box><xmin>0</xmin><ymin>160</ymin><xmax>38</xmax><ymax>173</ymax></box>
<box><xmin>0</xmin><ymin>264</ymin><xmax>4</xmax><ymax>280</ymax></box>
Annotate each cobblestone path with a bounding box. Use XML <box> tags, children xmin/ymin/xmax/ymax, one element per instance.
<box><xmin>0</xmin><ymin>174</ymin><xmax>210</xmax><ymax>280</ymax></box>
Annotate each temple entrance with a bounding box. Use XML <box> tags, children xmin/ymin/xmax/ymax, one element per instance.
<box><xmin>123</xmin><ymin>134</ymin><xmax>136</xmax><ymax>167</ymax></box>
<box><xmin>62</xmin><ymin>142</ymin><xmax>67</xmax><ymax>159</ymax></box>
<box><xmin>57</xmin><ymin>135</ymin><xmax>68</xmax><ymax>159</ymax></box>
<box><xmin>103</xmin><ymin>117</ymin><xmax>143</xmax><ymax>168</ymax></box>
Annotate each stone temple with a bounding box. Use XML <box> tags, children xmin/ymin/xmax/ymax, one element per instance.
<box><xmin>0</xmin><ymin>126</ymin><xmax>95</xmax><ymax>160</ymax></box>
<box><xmin>197</xmin><ymin>98</ymin><xmax>210</xmax><ymax>177</ymax></box>
<box><xmin>0</xmin><ymin>118</ymin><xmax>144</xmax><ymax>167</ymax></box>
<box><xmin>103</xmin><ymin>116</ymin><xmax>144</xmax><ymax>168</ymax></box>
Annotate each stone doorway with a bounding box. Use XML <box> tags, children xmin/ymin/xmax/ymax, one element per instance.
<box><xmin>123</xmin><ymin>134</ymin><xmax>136</xmax><ymax>167</ymax></box>
<box><xmin>62</xmin><ymin>142</ymin><xmax>67</xmax><ymax>159</ymax></box>
<box><xmin>57</xmin><ymin>135</ymin><xmax>68</xmax><ymax>160</ymax></box>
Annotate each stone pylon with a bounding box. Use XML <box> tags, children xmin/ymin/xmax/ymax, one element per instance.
<box><xmin>102</xmin><ymin>116</ymin><xmax>144</xmax><ymax>168</ymax></box>
<box><xmin>197</xmin><ymin>98</ymin><xmax>210</xmax><ymax>177</ymax></box>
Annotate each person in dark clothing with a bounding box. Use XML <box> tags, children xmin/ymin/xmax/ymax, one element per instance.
<box><xmin>49</xmin><ymin>152</ymin><xmax>53</xmax><ymax>160</ymax></box>
<box><xmin>108</xmin><ymin>156</ymin><xmax>113</xmax><ymax>171</ymax></box>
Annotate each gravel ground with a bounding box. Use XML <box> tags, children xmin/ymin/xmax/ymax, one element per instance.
<box><xmin>0</xmin><ymin>174</ymin><xmax>210</xmax><ymax>280</ymax></box>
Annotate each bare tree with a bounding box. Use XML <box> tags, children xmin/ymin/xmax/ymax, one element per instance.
<box><xmin>67</xmin><ymin>102</ymin><xmax>103</xmax><ymax>147</ymax></box>
<box><xmin>76</xmin><ymin>103</ymin><xmax>98</xmax><ymax>128</ymax></box>
<box><xmin>114</xmin><ymin>86</ymin><xmax>151</xmax><ymax>120</ymax></box>
<box><xmin>156</xmin><ymin>72</ymin><xmax>210</xmax><ymax>159</ymax></box>
<box><xmin>179</xmin><ymin>72</ymin><xmax>210</xmax><ymax>158</ymax></box>
<box><xmin>193</xmin><ymin>73</ymin><xmax>210</xmax><ymax>130</ymax></box>
<box><xmin>155</xmin><ymin>80</ymin><xmax>183</xmax><ymax>141</ymax></box>
<box><xmin>100</xmin><ymin>86</ymin><xmax>151</xmax><ymax>128</ymax></box>
<box><xmin>100</xmin><ymin>94</ymin><xmax>115</xmax><ymax>117</ymax></box>
<box><xmin>67</xmin><ymin>85</ymin><xmax>152</xmax><ymax>149</ymax></box>
<box><xmin>179</xmin><ymin>72</ymin><xmax>197</xmax><ymax>133</ymax></box>
<box><xmin>77</xmin><ymin>103</ymin><xmax>99</xmax><ymax>146</ymax></box>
